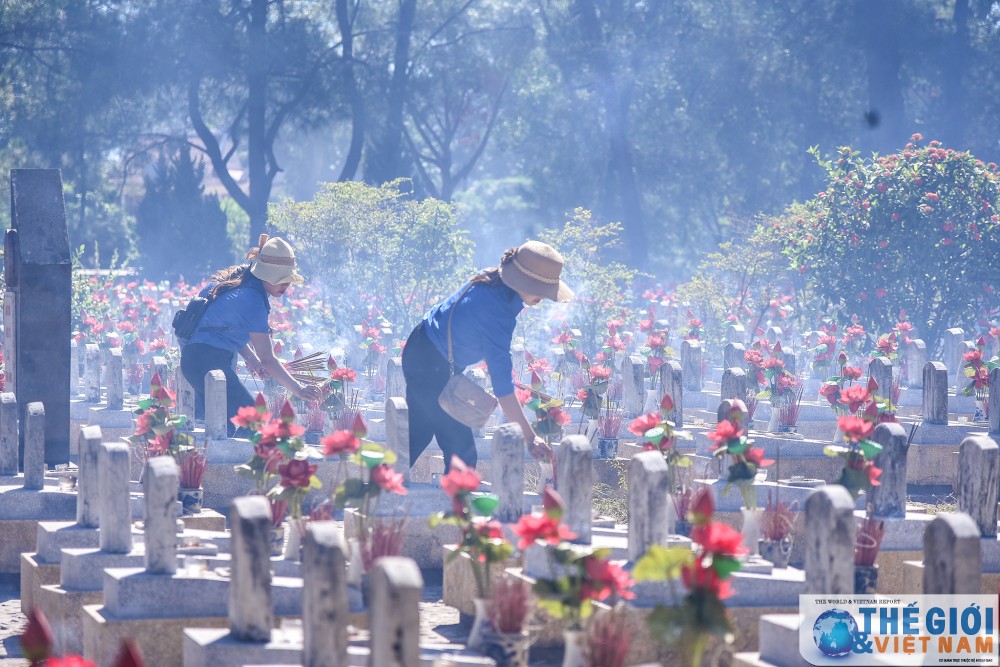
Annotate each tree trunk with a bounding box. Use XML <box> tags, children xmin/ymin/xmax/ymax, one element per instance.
<box><xmin>364</xmin><ymin>0</ymin><xmax>416</xmax><ymax>185</ymax></box>
<box><xmin>337</xmin><ymin>0</ymin><xmax>364</xmax><ymax>181</ymax></box>
<box><xmin>245</xmin><ymin>0</ymin><xmax>269</xmax><ymax>244</ymax></box>
<box><xmin>857</xmin><ymin>1</ymin><xmax>907</xmax><ymax>154</ymax></box>
<box><xmin>940</xmin><ymin>0</ymin><xmax>970</xmax><ymax>149</ymax></box>
<box><xmin>574</xmin><ymin>0</ymin><xmax>647</xmax><ymax>268</ymax></box>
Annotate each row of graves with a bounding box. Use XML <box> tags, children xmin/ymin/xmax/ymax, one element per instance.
<box><xmin>6</xmin><ymin>314</ymin><xmax>1000</xmax><ymax>666</ymax></box>
<box><xmin>5</xmin><ymin>171</ymin><xmax>1000</xmax><ymax>666</ymax></box>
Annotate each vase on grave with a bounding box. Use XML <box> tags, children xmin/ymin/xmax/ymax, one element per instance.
<box><xmin>596</xmin><ymin>437</ymin><xmax>619</xmax><ymax>459</ymax></box>
<box><xmin>974</xmin><ymin>391</ymin><xmax>988</xmax><ymax>424</ymax></box>
<box><xmin>673</xmin><ymin>519</ymin><xmax>692</xmax><ymax>538</ymax></box>
<box><xmin>346</xmin><ymin>537</ymin><xmax>367</xmax><ymax>612</ymax></box>
<box><xmin>178</xmin><ymin>487</ymin><xmax>203</xmax><ymax>515</ymax></box>
<box><xmin>766</xmin><ymin>406</ymin><xmax>780</xmax><ymax>433</ymax></box>
<box><xmin>741</xmin><ymin>507</ymin><xmax>761</xmax><ymax>557</ymax></box>
<box><xmin>480</xmin><ymin>629</ymin><xmax>530</xmax><ymax>667</ymax></box>
<box><xmin>283</xmin><ymin>517</ymin><xmax>307</xmax><ymax>561</ymax></box>
<box><xmin>854</xmin><ymin>564</ymin><xmax>878</xmax><ymax>594</ymax></box>
<box><xmin>269</xmin><ymin>523</ymin><xmax>285</xmax><ymax>557</ymax></box>
<box><xmin>758</xmin><ymin>538</ymin><xmax>791</xmax><ymax>568</ymax></box>
<box><xmin>537</xmin><ymin>461</ymin><xmax>555</xmax><ymax>494</ymax></box>
<box><xmin>468</xmin><ymin>597</ymin><xmax>492</xmax><ymax>650</ymax></box>
<box><xmin>561</xmin><ymin>629</ymin><xmax>585</xmax><ymax>667</ymax></box>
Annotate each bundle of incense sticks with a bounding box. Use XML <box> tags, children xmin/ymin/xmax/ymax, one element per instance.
<box><xmin>284</xmin><ymin>351</ymin><xmax>329</xmax><ymax>387</ymax></box>
<box><xmin>283</xmin><ymin>351</ymin><xmax>326</xmax><ymax>372</ymax></box>
<box><xmin>513</xmin><ymin>381</ymin><xmax>556</xmax><ymax>402</ymax></box>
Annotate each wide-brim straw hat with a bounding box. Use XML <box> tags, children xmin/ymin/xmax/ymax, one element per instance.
<box><xmin>248</xmin><ymin>235</ymin><xmax>304</xmax><ymax>285</ymax></box>
<box><xmin>499</xmin><ymin>240</ymin><xmax>574</xmax><ymax>302</ymax></box>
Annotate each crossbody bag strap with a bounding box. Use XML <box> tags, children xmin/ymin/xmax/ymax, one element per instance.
<box><xmin>445</xmin><ymin>282</ymin><xmax>476</xmax><ymax>376</ymax></box>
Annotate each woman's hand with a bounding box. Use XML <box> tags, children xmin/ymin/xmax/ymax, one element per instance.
<box><xmin>527</xmin><ymin>436</ymin><xmax>552</xmax><ymax>461</ymax></box>
<box><xmin>245</xmin><ymin>356</ymin><xmax>268</xmax><ymax>378</ymax></box>
<box><xmin>295</xmin><ymin>384</ymin><xmax>323</xmax><ymax>403</ymax></box>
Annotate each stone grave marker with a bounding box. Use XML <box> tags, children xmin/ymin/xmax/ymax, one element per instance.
<box><xmin>229</xmin><ymin>495</ymin><xmax>273</xmax><ymax>642</ymax></box>
<box><xmin>956</xmin><ymin>435</ymin><xmax>999</xmax><ymax>538</ymax></box>
<box><xmin>205</xmin><ymin>370</ymin><xmax>228</xmax><ymax>439</ymax></box>
<box><xmin>923</xmin><ymin>512</ymin><xmax>981</xmax><ymax>595</ymax></box>
<box><xmin>557</xmin><ymin>435</ymin><xmax>593</xmax><ymax>543</ymax></box>
<box><xmin>22</xmin><ymin>402</ymin><xmax>44</xmax><ymax>490</ymax></box>
<box><xmin>0</xmin><ymin>392</ymin><xmax>16</xmax><ymax>476</ymax></box>
<box><xmin>6</xmin><ymin>169</ymin><xmax>72</xmax><ymax>464</ymax></box>
<box><xmin>84</xmin><ymin>344</ymin><xmax>101</xmax><ymax>403</ymax></box>
<box><xmin>990</xmin><ymin>368</ymin><xmax>1000</xmax><ymax>436</ymax></box>
<box><xmin>870</xmin><ymin>422</ymin><xmax>909</xmax><ymax>519</ymax></box>
<box><xmin>868</xmin><ymin>357</ymin><xmax>893</xmax><ymax>401</ymax></box>
<box><xmin>723</xmin><ymin>342</ymin><xmax>745</xmax><ymax>371</ymax></box>
<box><xmin>660</xmin><ymin>360</ymin><xmax>683</xmax><ymax>428</ymax></box>
<box><xmin>144</xmin><ymin>456</ymin><xmax>179</xmax><ymax>574</ymax></box>
<box><xmin>720</xmin><ymin>368</ymin><xmax>746</xmax><ymax>404</ymax></box>
<box><xmin>303</xmin><ymin>521</ymin><xmax>349</xmax><ymax>667</ymax></box>
<box><xmin>492</xmin><ymin>423</ymin><xmax>524</xmax><ymax>523</ymax></box>
<box><xmin>385</xmin><ymin>397</ymin><xmax>409</xmax><ymax>480</ymax></box>
<box><xmin>922</xmin><ymin>362</ymin><xmax>948</xmax><ymax>425</ymax></box>
<box><xmin>681</xmin><ymin>339</ymin><xmax>702</xmax><ymax>392</ymax></box>
<box><xmin>107</xmin><ymin>348</ymin><xmax>124</xmax><ymax>411</ymax></box>
<box><xmin>905</xmin><ymin>339</ymin><xmax>926</xmax><ymax>388</ymax></box>
<box><xmin>627</xmin><ymin>451</ymin><xmax>671</xmax><ymax>561</ymax></box>
<box><xmin>369</xmin><ymin>557</ymin><xmax>422</xmax><ymax>667</ymax></box>
<box><xmin>621</xmin><ymin>355</ymin><xmax>645</xmax><ymax>418</ymax></box>
<box><xmin>804</xmin><ymin>485</ymin><xmax>856</xmax><ymax>595</ymax></box>
<box><xmin>99</xmin><ymin>442</ymin><xmax>133</xmax><ymax>554</ymax></box>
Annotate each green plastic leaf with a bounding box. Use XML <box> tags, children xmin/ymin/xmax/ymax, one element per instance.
<box><xmin>711</xmin><ymin>555</ymin><xmax>742</xmax><ymax>579</ymax></box>
<box><xmin>644</xmin><ymin>425</ymin><xmax>665</xmax><ymax>445</ymax></box>
<box><xmin>633</xmin><ymin>545</ymin><xmax>694</xmax><ymax>582</ymax></box>
<box><xmin>470</xmin><ymin>492</ymin><xmax>500</xmax><ymax>517</ymax></box>
<box><xmin>823</xmin><ymin>445</ymin><xmax>849</xmax><ymax>457</ymax></box>
<box><xmin>858</xmin><ymin>440</ymin><xmax>883</xmax><ymax>460</ymax></box>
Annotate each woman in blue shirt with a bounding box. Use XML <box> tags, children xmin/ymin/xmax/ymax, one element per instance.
<box><xmin>402</xmin><ymin>240</ymin><xmax>573</xmax><ymax>471</ymax></box>
<box><xmin>181</xmin><ymin>236</ymin><xmax>322</xmax><ymax>433</ymax></box>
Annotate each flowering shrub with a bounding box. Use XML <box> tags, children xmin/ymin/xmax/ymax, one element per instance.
<box><xmin>772</xmin><ymin>137</ymin><xmax>1000</xmax><ymax>349</ymax></box>
<box><xmin>634</xmin><ymin>487</ymin><xmax>744</xmax><ymax>666</ymax></box>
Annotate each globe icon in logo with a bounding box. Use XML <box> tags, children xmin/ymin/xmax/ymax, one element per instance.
<box><xmin>812</xmin><ymin>608</ymin><xmax>858</xmax><ymax>658</ymax></box>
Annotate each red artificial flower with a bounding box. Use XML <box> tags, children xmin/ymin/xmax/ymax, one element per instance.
<box><xmin>681</xmin><ymin>562</ymin><xmax>733</xmax><ymax>599</ymax></box>
<box><xmin>134</xmin><ymin>410</ymin><xmax>154</xmax><ymax>437</ymax></box>
<box><xmin>589</xmin><ymin>366</ymin><xmax>612</xmax><ymax>382</ymax></box>
<box><xmin>279</xmin><ymin>400</ymin><xmax>296</xmax><ymax>421</ymax></box>
<box><xmin>762</xmin><ymin>357</ymin><xmax>785</xmax><ymax>370</ymax></box>
<box><xmin>331</xmin><ymin>367</ymin><xmax>357</xmax><ymax>383</ymax></box>
<box><xmin>511</xmin><ymin>513</ymin><xmax>577</xmax><ymax>549</ymax></box>
<box><xmin>628</xmin><ymin>412</ymin><xmax>660</xmax><ymax>436</ymax></box>
<box><xmin>576</xmin><ymin>388</ymin><xmax>591</xmax><ymax>402</ymax></box>
<box><xmin>691</xmin><ymin>522</ymin><xmax>747</xmax><ymax>557</ymax></box>
<box><xmin>837</xmin><ymin>416</ymin><xmax>875</xmax><ymax>443</ymax></box>
<box><xmin>819</xmin><ymin>383</ymin><xmax>839</xmax><ymax>406</ymax></box>
<box><xmin>964</xmin><ymin>349</ymin><xmax>984</xmax><ymax>365</ymax></box>
<box><xmin>743</xmin><ymin>349</ymin><xmax>764</xmax><ymax>366</ymax></box>
<box><xmin>20</xmin><ymin>608</ymin><xmax>54</xmax><ymax>663</ymax></box>
<box><xmin>231</xmin><ymin>405</ymin><xmax>269</xmax><ymax>429</ymax></box>
<box><xmin>582</xmin><ymin>556</ymin><xmax>636</xmax><ymax>601</ymax></box>
<box><xmin>258</xmin><ymin>419</ymin><xmax>306</xmax><ymax>444</ymax></box>
<box><xmin>278</xmin><ymin>459</ymin><xmax>317</xmax><ymax>488</ymax></box>
<box><xmin>352</xmin><ymin>412</ymin><xmax>368</xmax><ymax>438</ymax></box>
<box><xmin>866</xmin><ymin>462</ymin><xmax>883</xmax><ymax>486</ymax></box>
<box><xmin>842</xmin><ymin>366</ymin><xmax>863</xmax><ymax>381</ymax></box>
<box><xmin>706</xmin><ymin>419</ymin><xmax>742</xmax><ymax>445</ymax></box>
<box><xmin>647</xmin><ymin>334</ymin><xmax>665</xmax><ymax>349</ymax></box>
<box><xmin>47</xmin><ymin>658</ymin><xmax>97</xmax><ymax>667</ymax></box>
<box><xmin>371</xmin><ymin>464</ymin><xmax>407</xmax><ymax>495</ymax></box>
<box><xmin>838</xmin><ymin>385</ymin><xmax>871</xmax><ymax>413</ymax></box>
<box><xmin>659</xmin><ymin>394</ymin><xmax>674</xmax><ymax>415</ymax></box>
<box><xmin>688</xmin><ymin>487</ymin><xmax>714</xmax><ymax>525</ymax></box>
<box><xmin>547</xmin><ymin>407</ymin><xmax>571</xmax><ymax>425</ymax></box>
<box><xmin>321</xmin><ymin>430</ymin><xmax>361</xmax><ymax>457</ymax></box>
<box><xmin>441</xmin><ymin>457</ymin><xmax>481</xmax><ymax>498</ymax></box>
<box><xmin>743</xmin><ymin>447</ymin><xmax>774</xmax><ymax>467</ymax></box>
<box><xmin>475</xmin><ymin>519</ymin><xmax>504</xmax><ymax>540</ymax></box>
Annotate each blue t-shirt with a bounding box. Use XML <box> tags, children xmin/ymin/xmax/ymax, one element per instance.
<box><xmin>423</xmin><ymin>280</ymin><xmax>523</xmax><ymax>397</ymax></box>
<box><xmin>186</xmin><ymin>271</ymin><xmax>271</xmax><ymax>352</ymax></box>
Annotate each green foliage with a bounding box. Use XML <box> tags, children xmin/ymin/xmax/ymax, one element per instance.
<box><xmin>135</xmin><ymin>146</ymin><xmax>230</xmax><ymax>280</ymax></box>
<box><xmin>773</xmin><ymin>138</ymin><xmax>1000</xmax><ymax>350</ymax></box>
<box><xmin>537</xmin><ymin>209</ymin><xmax>638</xmax><ymax>352</ymax></box>
<box><xmin>269</xmin><ymin>179</ymin><xmax>474</xmax><ymax>334</ymax></box>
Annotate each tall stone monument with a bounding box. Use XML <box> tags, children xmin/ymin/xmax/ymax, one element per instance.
<box><xmin>6</xmin><ymin>170</ymin><xmax>71</xmax><ymax>464</ymax></box>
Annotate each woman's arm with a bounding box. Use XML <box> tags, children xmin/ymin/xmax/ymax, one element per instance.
<box><xmin>249</xmin><ymin>332</ymin><xmax>322</xmax><ymax>402</ymax></box>
<box><xmin>496</xmin><ymin>392</ymin><xmax>551</xmax><ymax>460</ymax></box>
<box><xmin>238</xmin><ymin>344</ymin><xmax>268</xmax><ymax>378</ymax></box>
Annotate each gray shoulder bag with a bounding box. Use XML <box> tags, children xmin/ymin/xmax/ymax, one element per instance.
<box><xmin>437</xmin><ymin>283</ymin><xmax>499</xmax><ymax>428</ymax></box>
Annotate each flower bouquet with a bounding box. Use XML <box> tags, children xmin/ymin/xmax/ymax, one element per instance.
<box><xmin>628</xmin><ymin>394</ymin><xmax>693</xmax><ymax>494</ymax></box>
<box><xmin>824</xmin><ymin>403</ymin><xmax>883</xmax><ymax>499</ymax></box>
<box><xmin>634</xmin><ymin>487</ymin><xmax>745</xmax><ymax>667</ymax></box>
<box><xmin>960</xmin><ymin>336</ymin><xmax>998</xmax><ymax>423</ymax></box>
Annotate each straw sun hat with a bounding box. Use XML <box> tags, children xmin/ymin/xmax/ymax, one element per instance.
<box><xmin>247</xmin><ymin>234</ymin><xmax>304</xmax><ymax>285</ymax></box>
<box><xmin>499</xmin><ymin>240</ymin><xmax>574</xmax><ymax>302</ymax></box>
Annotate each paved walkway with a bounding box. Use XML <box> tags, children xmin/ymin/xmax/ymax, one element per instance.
<box><xmin>0</xmin><ymin>582</ymin><xmax>27</xmax><ymax>666</ymax></box>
